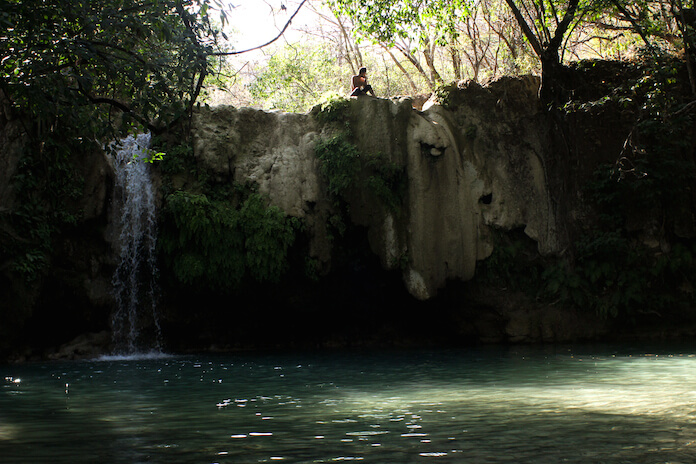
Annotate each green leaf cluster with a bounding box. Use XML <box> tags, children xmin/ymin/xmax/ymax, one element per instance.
<box><xmin>326</xmin><ymin>0</ymin><xmax>470</xmax><ymax>47</ymax></box>
<box><xmin>541</xmin><ymin>233</ymin><xmax>696</xmax><ymax>319</ymax></box>
<box><xmin>1</xmin><ymin>130</ymin><xmax>85</xmax><ymax>283</ymax></box>
<box><xmin>159</xmin><ymin>190</ymin><xmax>299</xmax><ymax>293</ymax></box>
<box><xmin>315</xmin><ymin>131</ymin><xmax>407</xmax><ymax>215</ymax></box>
<box><xmin>315</xmin><ymin>132</ymin><xmax>362</xmax><ymax>198</ymax></box>
<box><xmin>476</xmin><ymin>227</ymin><xmax>696</xmax><ymax>319</ymax></box>
<box><xmin>365</xmin><ymin>152</ymin><xmax>408</xmax><ymax>215</ymax></box>
<box><xmin>313</xmin><ymin>98</ymin><xmax>352</xmax><ymax>126</ymax></box>
<box><xmin>475</xmin><ymin>230</ymin><xmax>543</xmax><ymax>291</ymax></box>
<box><xmin>1</xmin><ymin>0</ymin><xmax>222</xmax><ymax>135</ymax></box>
<box><xmin>584</xmin><ymin>56</ymin><xmax>696</xmax><ymax>230</ymax></box>
<box><xmin>249</xmin><ymin>45</ymin><xmax>344</xmax><ymax>113</ymax></box>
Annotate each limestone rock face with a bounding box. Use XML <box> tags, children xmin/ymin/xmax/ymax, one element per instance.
<box><xmin>193</xmin><ymin>108</ymin><xmax>321</xmax><ymax>218</ymax></box>
<box><xmin>189</xmin><ymin>77</ymin><xmax>558</xmax><ymax>300</ymax></box>
<box><xmin>440</xmin><ymin>77</ymin><xmax>559</xmax><ymax>255</ymax></box>
<box><xmin>190</xmin><ymin>106</ymin><xmax>332</xmax><ymax>264</ymax></box>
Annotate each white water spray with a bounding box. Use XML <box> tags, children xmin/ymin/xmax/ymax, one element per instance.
<box><xmin>111</xmin><ymin>133</ymin><xmax>162</xmax><ymax>354</ymax></box>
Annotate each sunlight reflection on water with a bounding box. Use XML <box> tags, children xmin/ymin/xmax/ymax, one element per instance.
<box><xmin>95</xmin><ymin>351</ymin><xmax>175</xmax><ymax>362</ymax></box>
<box><xmin>1</xmin><ymin>347</ymin><xmax>696</xmax><ymax>463</ymax></box>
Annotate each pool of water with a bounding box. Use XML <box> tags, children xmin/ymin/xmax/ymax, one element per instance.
<box><xmin>2</xmin><ymin>345</ymin><xmax>696</xmax><ymax>463</ymax></box>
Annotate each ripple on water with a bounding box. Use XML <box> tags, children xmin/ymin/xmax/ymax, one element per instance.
<box><xmin>0</xmin><ymin>425</ymin><xmax>17</xmax><ymax>441</ymax></box>
<box><xmin>2</xmin><ymin>348</ymin><xmax>696</xmax><ymax>463</ymax></box>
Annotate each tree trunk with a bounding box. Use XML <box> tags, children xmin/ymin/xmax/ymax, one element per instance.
<box><xmin>395</xmin><ymin>43</ymin><xmax>435</xmax><ymax>89</ymax></box>
<box><xmin>539</xmin><ymin>48</ymin><xmax>576</xmax><ymax>104</ymax></box>
<box><xmin>382</xmin><ymin>45</ymin><xmax>420</xmax><ymax>94</ymax></box>
<box><xmin>422</xmin><ymin>39</ymin><xmax>444</xmax><ymax>86</ymax></box>
<box><xmin>674</xmin><ymin>2</ymin><xmax>696</xmax><ymax>96</ymax></box>
<box><xmin>450</xmin><ymin>46</ymin><xmax>462</xmax><ymax>81</ymax></box>
<box><xmin>504</xmin><ymin>0</ymin><xmax>579</xmax><ymax>104</ymax></box>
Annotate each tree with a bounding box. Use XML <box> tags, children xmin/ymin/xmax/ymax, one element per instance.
<box><xmin>0</xmin><ymin>0</ymin><xmax>228</xmax><ymax>136</ymax></box>
<box><xmin>605</xmin><ymin>0</ymin><xmax>696</xmax><ymax>95</ymax></box>
<box><xmin>325</xmin><ymin>0</ymin><xmax>605</xmax><ymax>100</ymax></box>
<box><xmin>502</xmin><ymin>0</ymin><xmax>596</xmax><ymax>102</ymax></box>
<box><xmin>248</xmin><ymin>44</ymin><xmax>344</xmax><ymax>112</ymax></box>
<box><xmin>325</xmin><ymin>0</ymin><xmax>471</xmax><ymax>89</ymax></box>
<box><xmin>480</xmin><ymin>0</ymin><xmax>538</xmax><ymax>76</ymax></box>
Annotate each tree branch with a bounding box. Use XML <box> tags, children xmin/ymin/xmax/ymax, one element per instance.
<box><xmin>74</xmin><ymin>39</ymin><xmax>149</xmax><ymax>66</ymax></box>
<box><xmin>608</xmin><ymin>0</ymin><xmax>654</xmax><ymax>49</ymax></box>
<box><xmin>548</xmin><ymin>0</ymin><xmax>579</xmax><ymax>52</ymax></box>
<box><xmin>212</xmin><ymin>0</ymin><xmax>309</xmax><ymax>56</ymax></box>
<box><xmin>381</xmin><ymin>45</ymin><xmax>418</xmax><ymax>94</ymax></box>
<box><xmin>504</xmin><ymin>0</ymin><xmax>543</xmax><ymax>57</ymax></box>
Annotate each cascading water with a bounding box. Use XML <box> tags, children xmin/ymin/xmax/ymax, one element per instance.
<box><xmin>110</xmin><ymin>133</ymin><xmax>162</xmax><ymax>354</ymax></box>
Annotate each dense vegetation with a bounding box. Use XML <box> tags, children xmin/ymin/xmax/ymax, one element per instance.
<box><xmin>1</xmin><ymin>0</ymin><xmax>695</xmax><ymax>358</ymax></box>
<box><xmin>154</xmin><ymin>141</ymin><xmax>301</xmax><ymax>294</ymax></box>
<box><xmin>473</xmin><ymin>55</ymin><xmax>696</xmax><ymax>321</ymax></box>
<box><xmin>226</xmin><ymin>0</ymin><xmax>695</xmax><ymax>110</ymax></box>
<box><xmin>0</xmin><ymin>0</ymin><xmax>230</xmax><ymax>295</ymax></box>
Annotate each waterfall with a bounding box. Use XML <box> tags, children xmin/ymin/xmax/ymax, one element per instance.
<box><xmin>110</xmin><ymin>133</ymin><xmax>162</xmax><ymax>354</ymax></box>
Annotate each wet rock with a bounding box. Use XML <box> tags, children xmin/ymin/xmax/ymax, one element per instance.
<box><xmin>48</xmin><ymin>331</ymin><xmax>112</xmax><ymax>360</ymax></box>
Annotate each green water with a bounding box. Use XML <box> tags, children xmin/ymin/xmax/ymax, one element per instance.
<box><xmin>1</xmin><ymin>346</ymin><xmax>696</xmax><ymax>463</ymax></box>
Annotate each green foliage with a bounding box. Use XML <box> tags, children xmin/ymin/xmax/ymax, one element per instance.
<box><xmin>157</xmin><ymin>143</ymin><xmax>196</xmax><ymax>176</ymax></box>
<box><xmin>313</xmin><ymin>97</ymin><xmax>352</xmax><ymax>126</ymax></box>
<box><xmin>583</xmin><ymin>56</ymin><xmax>696</xmax><ymax>229</ymax></box>
<box><xmin>540</xmin><ymin>232</ymin><xmax>696</xmax><ymax>319</ymax></box>
<box><xmin>326</xmin><ymin>0</ymin><xmax>471</xmax><ymax>47</ymax></box>
<box><xmin>159</xmin><ymin>190</ymin><xmax>300</xmax><ymax>293</ymax></box>
<box><xmin>315</xmin><ymin>133</ymin><xmax>362</xmax><ymax>198</ymax></box>
<box><xmin>465</xmin><ymin>124</ymin><xmax>478</xmax><ymax>140</ymax></box>
<box><xmin>475</xmin><ymin>230</ymin><xmax>543</xmax><ymax>291</ymax></box>
<box><xmin>154</xmin><ymin>137</ymin><xmax>306</xmax><ymax>293</ymax></box>
<box><xmin>315</xmin><ymin>132</ymin><xmax>407</xmax><ymax>214</ymax></box>
<box><xmin>1</xmin><ymin>130</ymin><xmax>86</xmax><ymax>282</ymax></box>
<box><xmin>1</xmin><ymin>0</ymin><xmax>225</xmax><ymax>135</ymax></box>
<box><xmin>476</xmin><ymin>225</ymin><xmax>696</xmax><ymax>320</ymax></box>
<box><xmin>390</xmin><ymin>252</ymin><xmax>410</xmax><ymax>271</ymax></box>
<box><xmin>248</xmin><ymin>45</ymin><xmax>346</xmax><ymax>113</ymax></box>
<box><xmin>327</xmin><ymin>214</ymin><xmax>347</xmax><ymax>242</ymax></box>
<box><xmin>365</xmin><ymin>152</ymin><xmax>408</xmax><ymax>215</ymax></box>
<box><xmin>433</xmin><ymin>85</ymin><xmax>454</xmax><ymax>109</ymax></box>
<box><xmin>304</xmin><ymin>257</ymin><xmax>321</xmax><ymax>282</ymax></box>
<box><xmin>605</xmin><ymin>0</ymin><xmax>696</xmax><ymax>64</ymax></box>
<box><xmin>240</xmin><ymin>193</ymin><xmax>300</xmax><ymax>282</ymax></box>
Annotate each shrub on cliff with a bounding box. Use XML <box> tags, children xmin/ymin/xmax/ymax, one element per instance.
<box><xmin>159</xmin><ymin>190</ymin><xmax>300</xmax><ymax>293</ymax></box>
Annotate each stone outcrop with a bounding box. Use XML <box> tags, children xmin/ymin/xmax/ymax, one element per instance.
<box><xmin>189</xmin><ymin>76</ymin><xmax>558</xmax><ymax>300</ymax></box>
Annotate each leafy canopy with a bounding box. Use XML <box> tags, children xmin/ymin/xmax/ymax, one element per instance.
<box><xmin>0</xmin><ymin>0</ymin><xmax>228</xmax><ymax>135</ymax></box>
<box><xmin>325</xmin><ymin>0</ymin><xmax>472</xmax><ymax>47</ymax></box>
<box><xmin>249</xmin><ymin>45</ymin><xmax>343</xmax><ymax>112</ymax></box>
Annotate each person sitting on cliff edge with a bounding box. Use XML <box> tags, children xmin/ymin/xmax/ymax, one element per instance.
<box><xmin>350</xmin><ymin>67</ymin><xmax>376</xmax><ymax>97</ymax></box>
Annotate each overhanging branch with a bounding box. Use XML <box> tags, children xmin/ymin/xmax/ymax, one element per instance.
<box><xmin>212</xmin><ymin>0</ymin><xmax>308</xmax><ymax>56</ymax></box>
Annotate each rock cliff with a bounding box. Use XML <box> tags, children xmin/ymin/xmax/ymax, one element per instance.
<box><xmin>188</xmin><ymin>76</ymin><xmax>558</xmax><ymax>301</ymax></box>
<box><xmin>4</xmin><ymin>65</ymin><xmax>694</xmax><ymax>360</ymax></box>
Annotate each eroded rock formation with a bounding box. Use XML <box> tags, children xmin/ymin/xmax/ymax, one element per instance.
<box><xmin>10</xmin><ymin>69</ymin><xmax>683</xmax><ymax>359</ymax></box>
<box><xmin>189</xmin><ymin>76</ymin><xmax>558</xmax><ymax>300</ymax></box>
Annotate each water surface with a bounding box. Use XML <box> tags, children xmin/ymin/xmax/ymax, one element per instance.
<box><xmin>2</xmin><ymin>346</ymin><xmax>696</xmax><ymax>463</ymax></box>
